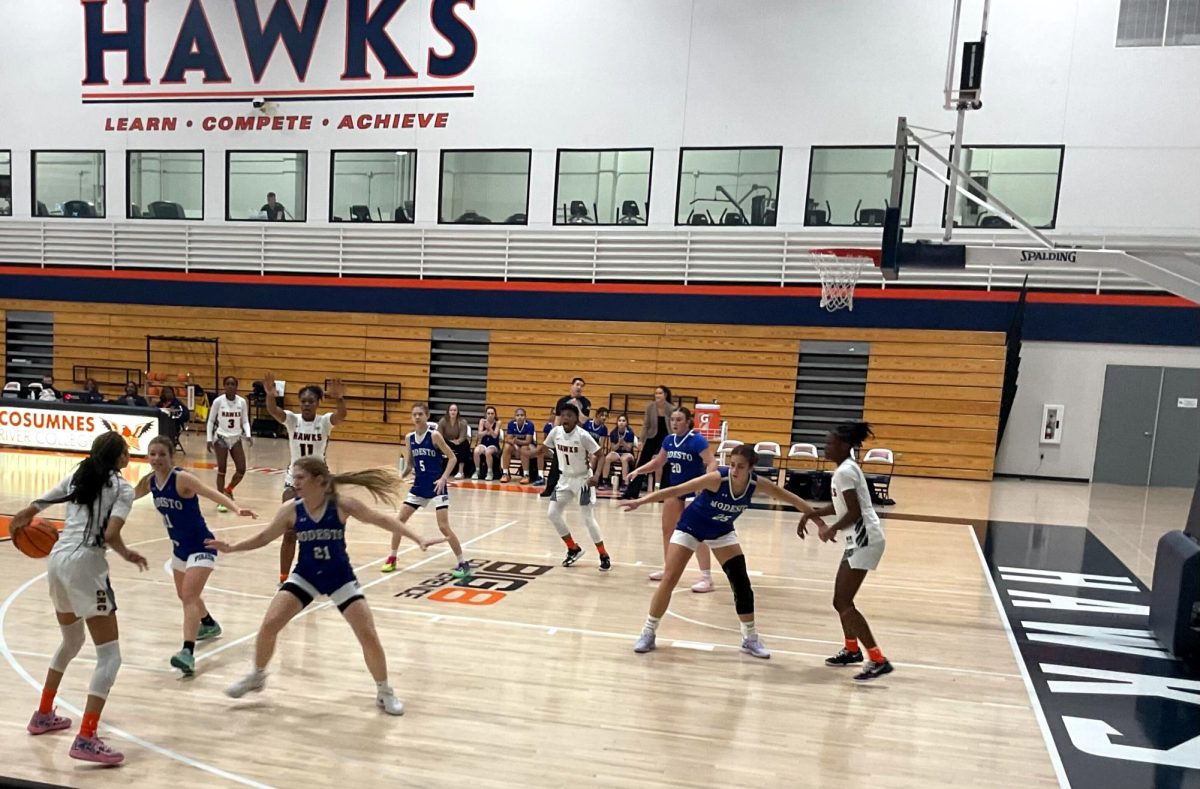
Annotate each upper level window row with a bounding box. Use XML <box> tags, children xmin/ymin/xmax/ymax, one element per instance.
<box><xmin>9</xmin><ymin>145</ymin><xmax>1066</xmax><ymax>229</ymax></box>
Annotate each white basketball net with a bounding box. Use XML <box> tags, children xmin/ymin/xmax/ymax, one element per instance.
<box><xmin>813</xmin><ymin>253</ymin><xmax>867</xmax><ymax>312</ymax></box>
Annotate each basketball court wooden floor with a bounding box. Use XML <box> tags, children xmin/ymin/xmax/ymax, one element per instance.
<box><xmin>0</xmin><ymin>438</ymin><xmax>1189</xmax><ymax>788</ymax></box>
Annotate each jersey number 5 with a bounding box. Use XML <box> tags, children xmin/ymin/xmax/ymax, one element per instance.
<box><xmin>313</xmin><ymin>545</ymin><xmax>331</xmax><ymax>560</ymax></box>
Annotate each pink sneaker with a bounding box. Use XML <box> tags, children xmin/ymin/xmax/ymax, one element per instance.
<box><xmin>648</xmin><ymin>569</ymin><xmax>664</xmax><ymax>581</ymax></box>
<box><xmin>69</xmin><ymin>733</ymin><xmax>125</xmax><ymax>765</ymax></box>
<box><xmin>690</xmin><ymin>576</ymin><xmax>715</xmax><ymax>594</ymax></box>
<box><xmin>27</xmin><ymin>708</ymin><xmax>71</xmax><ymax>735</ymax></box>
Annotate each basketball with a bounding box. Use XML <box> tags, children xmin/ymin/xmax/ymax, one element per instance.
<box><xmin>12</xmin><ymin>519</ymin><xmax>58</xmax><ymax>559</ymax></box>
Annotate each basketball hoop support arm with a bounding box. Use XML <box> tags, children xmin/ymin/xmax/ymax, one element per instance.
<box><xmin>894</xmin><ymin>117</ymin><xmax>1054</xmax><ymax>250</ymax></box>
<box><xmin>942</xmin><ymin>0</ymin><xmax>991</xmax><ymax>241</ymax></box>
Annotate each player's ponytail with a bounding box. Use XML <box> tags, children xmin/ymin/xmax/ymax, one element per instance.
<box><xmin>833</xmin><ymin>420</ymin><xmax>874</xmax><ymax>448</ymax></box>
<box><xmin>42</xmin><ymin>431</ymin><xmax>128</xmax><ymax>529</ymax></box>
<box><xmin>293</xmin><ymin>457</ymin><xmax>401</xmax><ymax>507</ymax></box>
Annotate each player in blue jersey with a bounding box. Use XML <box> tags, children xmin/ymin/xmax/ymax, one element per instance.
<box><xmin>583</xmin><ymin>408</ymin><xmax>612</xmax><ymax>488</ymax></box>
<box><xmin>603</xmin><ymin>413</ymin><xmax>638</xmax><ymax>491</ymax></box>
<box><xmin>628</xmin><ymin>407</ymin><xmax>719</xmax><ymax>592</ymax></box>
<box><xmin>473</xmin><ymin>405</ymin><xmax>503</xmax><ymax>481</ymax></box>
<box><xmin>500</xmin><ymin>407</ymin><xmax>539</xmax><ymax>484</ymax></box>
<box><xmin>623</xmin><ymin>444</ymin><xmax>826</xmax><ymax>658</ymax></box>
<box><xmin>208</xmin><ymin>458</ymin><xmax>441</xmax><ymax>715</ymax></box>
<box><xmin>381</xmin><ymin>402</ymin><xmax>470</xmax><ymax>577</ymax></box>
<box><xmin>133</xmin><ymin>436</ymin><xmax>257</xmax><ymax>677</ymax></box>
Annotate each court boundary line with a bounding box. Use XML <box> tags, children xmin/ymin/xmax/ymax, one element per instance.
<box><xmin>970</xmin><ymin>526</ymin><xmax>1072</xmax><ymax>788</ymax></box>
<box><xmin>0</xmin><ymin>575</ymin><xmax>276</xmax><ymax>789</ymax></box>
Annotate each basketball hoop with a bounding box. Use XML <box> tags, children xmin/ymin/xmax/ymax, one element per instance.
<box><xmin>810</xmin><ymin>248</ymin><xmax>880</xmax><ymax>312</ymax></box>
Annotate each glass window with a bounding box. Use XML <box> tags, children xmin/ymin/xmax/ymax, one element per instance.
<box><xmin>33</xmin><ymin>151</ymin><xmax>105</xmax><ymax>218</ymax></box>
<box><xmin>554</xmin><ymin>149</ymin><xmax>651</xmax><ymax>225</ymax></box>
<box><xmin>950</xmin><ymin>146</ymin><xmax>1064</xmax><ymax>230</ymax></box>
<box><xmin>805</xmin><ymin>146</ymin><xmax>918</xmax><ymax>227</ymax></box>
<box><xmin>226</xmin><ymin>151</ymin><xmax>307</xmax><ymax>221</ymax></box>
<box><xmin>127</xmin><ymin>151</ymin><xmax>203</xmax><ymax>219</ymax></box>
<box><xmin>675</xmin><ymin>147</ymin><xmax>780</xmax><ymax>226</ymax></box>
<box><xmin>1166</xmin><ymin>0</ymin><xmax>1200</xmax><ymax>45</ymax></box>
<box><xmin>0</xmin><ymin>151</ymin><xmax>10</xmax><ymax>216</ymax></box>
<box><xmin>439</xmin><ymin>150</ymin><xmax>530</xmax><ymax>224</ymax></box>
<box><xmin>330</xmin><ymin>150</ymin><xmax>416</xmax><ymax>223</ymax></box>
<box><xmin>1117</xmin><ymin>0</ymin><xmax>1199</xmax><ymax>46</ymax></box>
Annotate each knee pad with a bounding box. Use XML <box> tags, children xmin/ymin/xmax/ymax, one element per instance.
<box><xmin>49</xmin><ymin>620</ymin><xmax>86</xmax><ymax>673</ymax></box>
<box><xmin>721</xmin><ymin>554</ymin><xmax>755</xmax><ymax>615</ymax></box>
<box><xmin>88</xmin><ymin>641</ymin><xmax>122</xmax><ymax>699</ymax></box>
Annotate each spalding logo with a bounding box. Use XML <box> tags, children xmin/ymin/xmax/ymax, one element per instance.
<box><xmin>1020</xmin><ymin>250</ymin><xmax>1077</xmax><ymax>263</ymax></box>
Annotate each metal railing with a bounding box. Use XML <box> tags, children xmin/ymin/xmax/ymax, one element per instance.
<box><xmin>1</xmin><ymin>220</ymin><xmax>1194</xmax><ymax>293</ymax></box>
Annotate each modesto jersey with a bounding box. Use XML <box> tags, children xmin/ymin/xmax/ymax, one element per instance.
<box><xmin>544</xmin><ymin>425</ymin><xmax>600</xmax><ymax>478</ymax></box>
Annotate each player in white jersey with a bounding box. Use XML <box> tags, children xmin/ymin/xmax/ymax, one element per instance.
<box><xmin>799</xmin><ymin>421</ymin><xmax>892</xmax><ymax>682</ymax></box>
<box><xmin>262</xmin><ymin>372</ymin><xmax>347</xmax><ymax>584</ymax></box>
<box><xmin>206</xmin><ymin>376</ymin><xmax>252</xmax><ymax>511</ymax></box>
<box><xmin>9</xmin><ymin>431</ymin><xmax>148</xmax><ymax>765</ymax></box>
<box><xmin>544</xmin><ymin>403</ymin><xmax>610</xmax><ymax>571</ymax></box>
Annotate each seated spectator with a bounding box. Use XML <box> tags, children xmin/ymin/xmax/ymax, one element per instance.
<box><xmin>157</xmin><ymin>385</ymin><xmax>190</xmax><ymax>439</ymax></box>
<box><xmin>114</xmin><ymin>381</ymin><xmax>148</xmax><ymax>408</ymax></box>
<box><xmin>604</xmin><ymin>414</ymin><xmax>638</xmax><ymax>493</ymax></box>
<box><xmin>583</xmin><ymin>408</ymin><xmax>611</xmax><ymax>488</ymax></box>
<box><xmin>261</xmin><ymin>191</ymin><xmax>287</xmax><ymax>221</ymax></box>
<box><xmin>437</xmin><ymin>404</ymin><xmax>474</xmax><ymax>479</ymax></box>
<box><xmin>77</xmin><ymin>377</ymin><xmax>105</xmax><ymax>404</ymax></box>
<box><xmin>33</xmin><ymin>374</ymin><xmax>60</xmax><ymax>401</ymax></box>
<box><xmin>500</xmin><ymin>408</ymin><xmax>538</xmax><ymax>484</ymax></box>
<box><xmin>473</xmin><ymin>406</ymin><xmax>502</xmax><ymax>481</ymax></box>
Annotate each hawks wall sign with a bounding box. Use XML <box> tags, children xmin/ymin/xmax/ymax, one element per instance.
<box><xmin>81</xmin><ymin>0</ymin><xmax>478</xmax><ymax>105</ymax></box>
<box><xmin>0</xmin><ymin>403</ymin><xmax>168</xmax><ymax>456</ymax></box>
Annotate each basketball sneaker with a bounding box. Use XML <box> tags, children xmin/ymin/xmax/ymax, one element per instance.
<box><xmin>27</xmin><ymin>708</ymin><xmax>71</xmax><ymax>735</ymax></box>
<box><xmin>599</xmin><ymin>554</ymin><xmax>612</xmax><ymax>572</ymax></box>
<box><xmin>218</xmin><ymin>486</ymin><xmax>233</xmax><ymax>513</ymax></box>
<box><xmin>170</xmin><ymin>649</ymin><xmax>195</xmax><ymax>677</ymax></box>
<box><xmin>648</xmin><ymin>569</ymin><xmax>664</xmax><ymax>581</ymax></box>
<box><xmin>69</xmin><ymin>734</ymin><xmax>124</xmax><ymax>765</ymax></box>
<box><xmin>380</xmin><ymin>557</ymin><xmax>397</xmax><ymax>573</ymax></box>
<box><xmin>376</xmin><ymin>688</ymin><xmax>405</xmax><ymax>716</ymax></box>
<box><xmin>633</xmin><ymin>630</ymin><xmax>657</xmax><ymax>653</ymax></box>
<box><xmin>225</xmin><ymin>668</ymin><xmax>267</xmax><ymax>698</ymax></box>
<box><xmin>562</xmin><ymin>546</ymin><xmax>584</xmax><ymax>567</ymax></box>
<box><xmin>825</xmin><ymin>648</ymin><xmax>864</xmax><ymax>666</ymax></box>
<box><xmin>197</xmin><ymin>622</ymin><xmax>222</xmax><ymax>641</ymax></box>
<box><xmin>853</xmin><ymin>660</ymin><xmax>894</xmax><ymax>682</ymax></box>
<box><xmin>531</xmin><ymin>476</ymin><xmax>545</xmax><ymax>486</ymax></box>
<box><xmin>690</xmin><ymin>576</ymin><xmax>714</xmax><ymax>593</ymax></box>
<box><xmin>451</xmin><ymin>560</ymin><xmax>472</xmax><ymax>579</ymax></box>
<box><xmin>740</xmin><ymin>636</ymin><xmax>771</xmax><ymax>659</ymax></box>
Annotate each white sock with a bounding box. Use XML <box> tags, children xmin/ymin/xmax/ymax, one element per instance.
<box><xmin>252</xmin><ymin>665</ymin><xmax>267</xmax><ymax>676</ymax></box>
<box><xmin>376</xmin><ymin>679</ymin><xmax>392</xmax><ymax>694</ymax></box>
<box><xmin>739</xmin><ymin>620</ymin><xmax>757</xmax><ymax>639</ymax></box>
<box><xmin>700</xmin><ymin>569</ymin><xmax>712</xmax><ymax>579</ymax></box>
<box><xmin>454</xmin><ymin>552</ymin><xmax>464</xmax><ymax>563</ymax></box>
<box><xmin>644</xmin><ymin>615</ymin><xmax>661</xmax><ymax>633</ymax></box>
